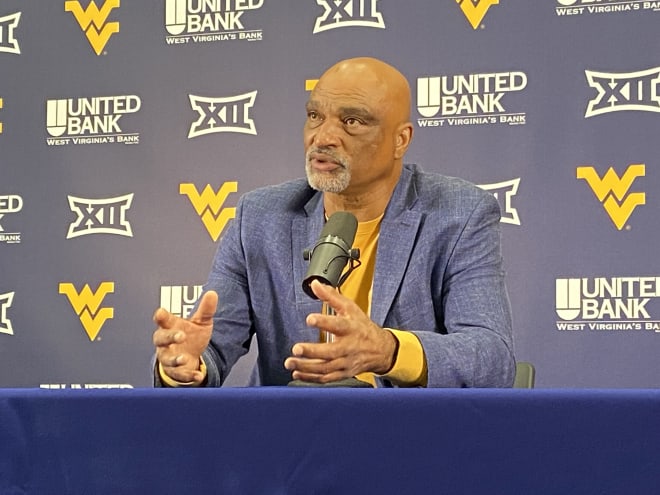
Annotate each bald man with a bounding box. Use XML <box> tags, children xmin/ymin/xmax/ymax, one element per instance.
<box><xmin>152</xmin><ymin>57</ymin><xmax>515</xmax><ymax>388</ymax></box>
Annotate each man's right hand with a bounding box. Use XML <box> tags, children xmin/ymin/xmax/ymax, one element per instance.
<box><xmin>152</xmin><ymin>290</ymin><xmax>218</xmax><ymax>385</ymax></box>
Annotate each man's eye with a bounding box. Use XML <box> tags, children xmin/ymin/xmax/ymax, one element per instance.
<box><xmin>308</xmin><ymin>111</ymin><xmax>320</xmax><ymax>120</ymax></box>
<box><xmin>344</xmin><ymin>117</ymin><xmax>360</xmax><ymax>126</ymax></box>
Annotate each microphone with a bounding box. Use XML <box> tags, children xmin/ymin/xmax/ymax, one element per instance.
<box><xmin>302</xmin><ymin>211</ymin><xmax>359</xmax><ymax>299</ymax></box>
<box><xmin>290</xmin><ymin>211</ymin><xmax>372</xmax><ymax>388</ymax></box>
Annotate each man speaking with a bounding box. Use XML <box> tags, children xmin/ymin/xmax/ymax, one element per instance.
<box><xmin>152</xmin><ymin>56</ymin><xmax>515</xmax><ymax>388</ymax></box>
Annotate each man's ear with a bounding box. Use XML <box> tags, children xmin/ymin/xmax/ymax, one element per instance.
<box><xmin>394</xmin><ymin>122</ymin><xmax>413</xmax><ymax>160</ymax></box>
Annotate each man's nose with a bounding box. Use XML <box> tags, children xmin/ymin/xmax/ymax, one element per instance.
<box><xmin>312</xmin><ymin>120</ymin><xmax>342</xmax><ymax>147</ymax></box>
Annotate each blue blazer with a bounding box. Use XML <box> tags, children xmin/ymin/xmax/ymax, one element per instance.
<box><xmin>201</xmin><ymin>164</ymin><xmax>515</xmax><ymax>387</ymax></box>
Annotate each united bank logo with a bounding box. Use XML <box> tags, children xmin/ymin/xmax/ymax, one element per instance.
<box><xmin>0</xmin><ymin>12</ymin><xmax>21</xmax><ymax>54</ymax></box>
<box><xmin>0</xmin><ymin>292</ymin><xmax>14</xmax><ymax>336</ymax></box>
<box><xmin>45</xmin><ymin>95</ymin><xmax>141</xmax><ymax>145</ymax></box>
<box><xmin>478</xmin><ymin>178</ymin><xmax>521</xmax><ymax>226</ymax></box>
<box><xmin>585</xmin><ymin>66</ymin><xmax>660</xmax><ymax>118</ymax></box>
<box><xmin>417</xmin><ymin>71</ymin><xmax>527</xmax><ymax>128</ymax></box>
<box><xmin>556</xmin><ymin>0</ymin><xmax>659</xmax><ymax>16</ymax></box>
<box><xmin>456</xmin><ymin>0</ymin><xmax>499</xmax><ymax>29</ymax></box>
<box><xmin>0</xmin><ymin>194</ymin><xmax>23</xmax><ymax>244</ymax></box>
<box><xmin>160</xmin><ymin>285</ymin><xmax>203</xmax><ymax>318</ymax></box>
<box><xmin>577</xmin><ymin>164</ymin><xmax>645</xmax><ymax>230</ymax></box>
<box><xmin>313</xmin><ymin>0</ymin><xmax>385</xmax><ymax>33</ymax></box>
<box><xmin>180</xmin><ymin>182</ymin><xmax>237</xmax><ymax>241</ymax></box>
<box><xmin>164</xmin><ymin>0</ymin><xmax>264</xmax><ymax>44</ymax></box>
<box><xmin>65</xmin><ymin>0</ymin><xmax>120</xmax><ymax>55</ymax></box>
<box><xmin>556</xmin><ymin>277</ymin><xmax>660</xmax><ymax>333</ymax></box>
<box><xmin>66</xmin><ymin>194</ymin><xmax>134</xmax><ymax>239</ymax></box>
<box><xmin>188</xmin><ymin>92</ymin><xmax>257</xmax><ymax>138</ymax></box>
<box><xmin>59</xmin><ymin>282</ymin><xmax>115</xmax><ymax>341</ymax></box>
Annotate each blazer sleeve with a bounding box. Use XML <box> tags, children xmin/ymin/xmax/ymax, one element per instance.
<box><xmin>412</xmin><ymin>192</ymin><xmax>515</xmax><ymax>388</ymax></box>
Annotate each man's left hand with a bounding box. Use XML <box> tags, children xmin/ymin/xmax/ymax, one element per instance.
<box><xmin>284</xmin><ymin>279</ymin><xmax>398</xmax><ymax>383</ymax></box>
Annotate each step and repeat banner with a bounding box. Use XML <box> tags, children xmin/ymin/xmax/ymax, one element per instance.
<box><xmin>1</xmin><ymin>1</ymin><xmax>659</xmax><ymax>388</ymax></box>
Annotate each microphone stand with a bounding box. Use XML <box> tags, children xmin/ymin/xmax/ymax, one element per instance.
<box><xmin>319</xmin><ymin>302</ymin><xmax>334</xmax><ymax>344</ymax></box>
<box><xmin>289</xmin><ymin>249</ymin><xmax>372</xmax><ymax>388</ymax></box>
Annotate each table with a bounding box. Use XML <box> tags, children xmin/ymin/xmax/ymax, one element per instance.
<box><xmin>1</xmin><ymin>388</ymin><xmax>659</xmax><ymax>494</ymax></box>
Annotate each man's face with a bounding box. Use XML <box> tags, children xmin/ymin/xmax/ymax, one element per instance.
<box><xmin>303</xmin><ymin>74</ymin><xmax>398</xmax><ymax>195</ymax></box>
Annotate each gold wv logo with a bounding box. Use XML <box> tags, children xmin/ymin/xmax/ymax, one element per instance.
<box><xmin>59</xmin><ymin>282</ymin><xmax>115</xmax><ymax>340</ymax></box>
<box><xmin>65</xmin><ymin>0</ymin><xmax>120</xmax><ymax>55</ymax></box>
<box><xmin>180</xmin><ymin>182</ymin><xmax>238</xmax><ymax>241</ymax></box>
<box><xmin>457</xmin><ymin>0</ymin><xmax>499</xmax><ymax>30</ymax></box>
<box><xmin>577</xmin><ymin>164</ymin><xmax>646</xmax><ymax>230</ymax></box>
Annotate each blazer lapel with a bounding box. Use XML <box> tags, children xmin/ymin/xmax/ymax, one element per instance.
<box><xmin>370</xmin><ymin>210</ymin><xmax>421</xmax><ymax>326</ymax></box>
<box><xmin>370</xmin><ymin>167</ymin><xmax>421</xmax><ymax>326</ymax></box>
<box><xmin>293</xmin><ymin>195</ymin><xmax>325</xmax><ymax>305</ymax></box>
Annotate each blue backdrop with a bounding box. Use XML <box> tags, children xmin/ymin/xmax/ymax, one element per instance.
<box><xmin>1</xmin><ymin>0</ymin><xmax>659</xmax><ymax>388</ymax></box>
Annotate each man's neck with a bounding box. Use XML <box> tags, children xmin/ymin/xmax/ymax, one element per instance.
<box><xmin>323</xmin><ymin>195</ymin><xmax>387</xmax><ymax>222</ymax></box>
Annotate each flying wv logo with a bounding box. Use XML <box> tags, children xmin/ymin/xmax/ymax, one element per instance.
<box><xmin>59</xmin><ymin>282</ymin><xmax>115</xmax><ymax>340</ymax></box>
<box><xmin>180</xmin><ymin>182</ymin><xmax>238</xmax><ymax>241</ymax></box>
<box><xmin>456</xmin><ymin>0</ymin><xmax>499</xmax><ymax>29</ymax></box>
<box><xmin>577</xmin><ymin>164</ymin><xmax>646</xmax><ymax>230</ymax></box>
<box><xmin>65</xmin><ymin>0</ymin><xmax>120</xmax><ymax>55</ymax></box>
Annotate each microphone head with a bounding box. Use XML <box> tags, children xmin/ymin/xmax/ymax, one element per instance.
<box><xmin>302</xmin><ymin>211</ymin><xmax>358</xmax><ymax>299</ymax></box>
<box><xmin>319</xmin><ymin>211</ymin><xmax>358</xmax><ymax>247</ymax></box>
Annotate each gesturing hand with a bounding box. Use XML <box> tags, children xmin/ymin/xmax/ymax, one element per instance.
<box><xmin>152</xmin><ymin>290</ymin><xmax>218</xmax><ymax>385</ymax></box>
<box><xmin>284</xmin><ymin>280</ymin><xmax>397</xmax><ymax>384</ymax></box>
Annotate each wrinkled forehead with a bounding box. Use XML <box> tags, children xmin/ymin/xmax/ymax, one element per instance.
<box><xmin>308</xmin><ymin>72</ymin><xmax>389</xmax><ymax>114</ymax></box>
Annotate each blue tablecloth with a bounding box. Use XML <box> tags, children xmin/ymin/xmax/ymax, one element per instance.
<box><xmin>1</xmin><ymin>388</ymin><xmax>659</xmax><ymax>494</ymax></box>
